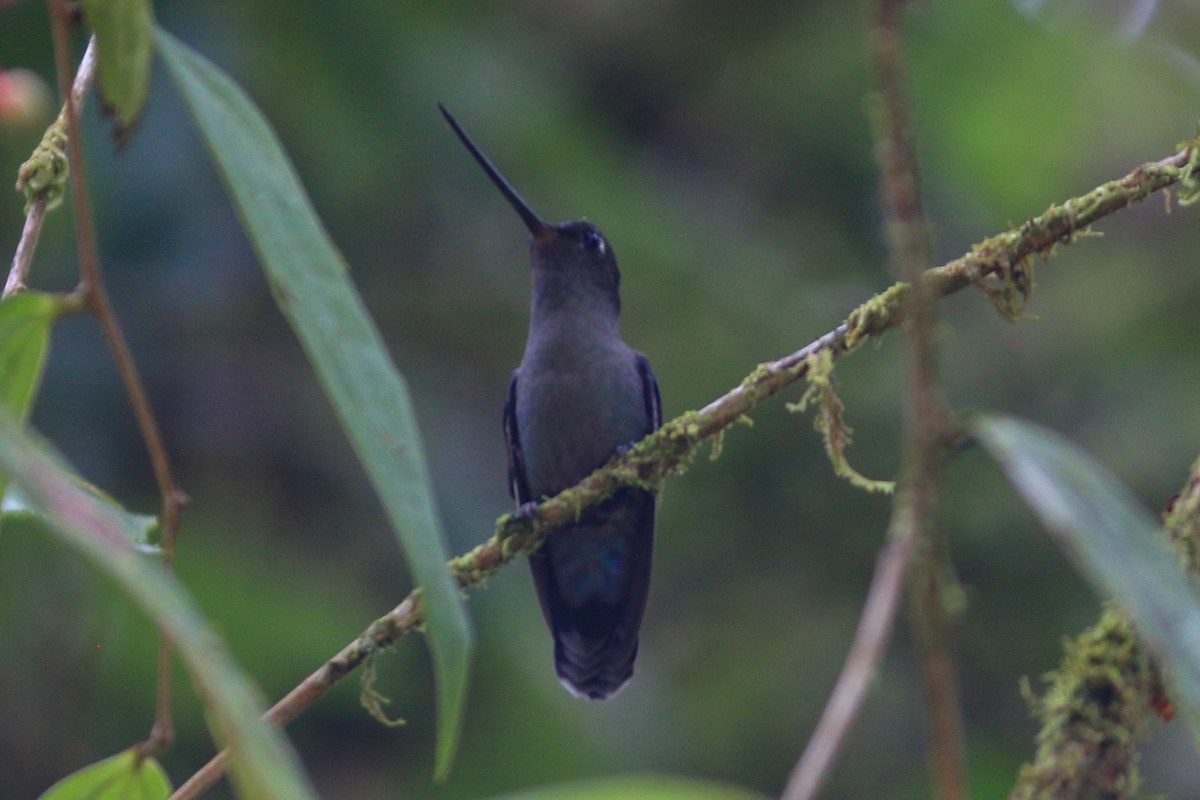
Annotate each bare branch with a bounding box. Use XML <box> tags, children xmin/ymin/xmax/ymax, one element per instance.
<box><xmin>779</xmin><ymin>497</ymin><xmax>921</xmax><ymax>800</ymax></box>
<box><xmin>5</xmin><ymin>201</ymin><xmax>46</xmax><ymax>298</ymax></box>
<box><xmin>870</xmin><ymin>1</ymin><xmax>969</xmax><ymax>798</ymax></box>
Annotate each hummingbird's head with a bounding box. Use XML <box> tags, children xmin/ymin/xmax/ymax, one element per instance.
<box><xmin>440</xmin><ymin>104</ymin><xmax>622</xmax><ymax>314</ymax></box>
<box><xmin>529</xmin><ymin>219</ymin><xmax>621</xmax><ymax>313</ymax></box>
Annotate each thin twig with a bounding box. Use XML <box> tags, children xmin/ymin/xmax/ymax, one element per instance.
<box><xmin>910</xmin><ymin>558</ymin><xmax>969</xmax><ymax>799</ymax></box>
<box><xmin>870</xmin><ymin>1</ymin><xmax>969</xmax><ymax>798</ymax></box>
<box><xmin>780</xmin><ymin>498</ymin><xmax>921</xmax><ymax>800</ymax></box>
<box><xmin>47</xmin><ymin>1</ymin><xmax>186</xmax><ymax>757</ymax></box>
<box><xmin>4</xmin><ymin>36</ymin><xmax>97</xmax><ymax>299</ymax></box>
<box><xmin>170</xmin><ymin>595</ymin><xmax>423</xmax><ymax>800</ymax></box>
<box><xmin>5</xmin><ymin>201</ymin><xmax>46</xmax><ymax>298</ymax></box>
<box><xmin>165</xmin><ymin>133</ymin><xmax>1198</xmax><ymax>800</ymax></box>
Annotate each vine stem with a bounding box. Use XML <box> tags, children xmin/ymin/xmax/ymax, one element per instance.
<box><xmin>3</xmin><ymin>36</ymin><xmax>96</xmax><ymax>299</ymax></box>
<box><xmin>4</xmin><ymin>200</ymin><xmax>47</xmax><ymax>298</ymax></box>
<box><xmin>46</xmin><ymin>1</ymin><xmax>187</xmax><ymax>757</ymax></box>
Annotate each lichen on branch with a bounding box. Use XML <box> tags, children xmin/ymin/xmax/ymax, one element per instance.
<box><xmin>1011</xmin><ymin>453</ymin><xmax>1200</xmax><ymax>799</ymax></box>
<box><xmin>787</xmin><ymin>349</ymin><xmax>895</xmax><ymax>494</ymax></box>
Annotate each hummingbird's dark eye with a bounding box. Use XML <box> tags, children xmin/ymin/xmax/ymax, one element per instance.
<box><xmin>582</xmin><ymin>229</ymin><xmax>605</xmax><ymax>254</ymax></box>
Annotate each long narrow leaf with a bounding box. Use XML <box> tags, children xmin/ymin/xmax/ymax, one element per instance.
<box><xmin>973</xmin><ymin>413</ymin><xmax>1200</xmax><ymax>742</ymax></box>
<box><xmin>155</xmin><ymin>28</ymin><xmax>472</xmax><ymax>776</ymax></box>
<box><xmin>0</xmin><ymin>411</ymin><xmax>318</xmax><ymax>800</ymax></box>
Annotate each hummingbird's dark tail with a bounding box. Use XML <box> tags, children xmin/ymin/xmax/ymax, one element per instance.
<box><xmin>553</xmin><ymin>612</ymin><xmax>640</xmax><ymax>700</ymax></box>
<box><xmin>529</xmin><ymin>487</ymin><xmax>656</xmax><ymax>701</ymax></box>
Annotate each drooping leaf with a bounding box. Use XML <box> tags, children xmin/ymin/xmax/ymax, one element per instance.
<box><xmin>37</xmin><ymin>748</ymin><xmax>170</xmax><ymax>800</ymax></box>
<box><xmin>155</xmin><ymin>28</ymin><xmax>473</xmax><ymax>777</ymax></box>
<box><xmin>2</xmin><ymin>484</ymin><xmax>160</xmax><ymax>553</ymax></box>
<box><xmin>487</xmin><ymin>775</ymin><xmax>771</xmax><ymax>800</ymax></box>
<box><xmin>77</xmin><ymin>0</ymin><xmax>155</xmax><ymax>140</ymax></box>
<box><xmin>0</xmin><ymin>410</ymin><xmax>319</xmax><ymax>800</ymax></box>
<box><xmin>973</xmin><ymin>413</ymin><xmax>1200</xmax><ymax>743</ymax></box>
<box><xmin>0</xmin><ymin>291</ymin><xmax>61</xmax><ymax>509</ymax></box>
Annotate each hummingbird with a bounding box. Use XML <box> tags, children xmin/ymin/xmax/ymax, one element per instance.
<box><xmin>440</xmin><ymin>104</ymin><xmax>661</xmax><ymax>700</ymax></box>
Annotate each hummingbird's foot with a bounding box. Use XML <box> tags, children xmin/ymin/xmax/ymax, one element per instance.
<box><xmin>513</xmin><ymin>500</ymin><xmax>542</xmax><ymax>521</ymax></box>
<box><xmin>502</xmin><ymin>501</ymin><xmax>542</xmax><ymax>541</ymax></box>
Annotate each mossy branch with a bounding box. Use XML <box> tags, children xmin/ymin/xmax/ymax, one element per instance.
<box><xmin>1011</xmin><ymin>454</ymin><xmax>1200</xmax><ymax>800</ymax></box>
<box><xmin>167</xmin><ymin>133</ymin><xmax>1200</xmax><ymax>800</ymax></box>
<box><xmin>1011</xmin><ymin>606</ymin><xmax>1156</xmax><ymax>800</ymax></box>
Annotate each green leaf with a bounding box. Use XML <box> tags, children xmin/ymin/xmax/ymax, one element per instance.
<box><xmin>0</xmin><ymin>292</ymin><xmax>58</xmax><ymax>420</ymax></box>
<box><xmin>0</xmin><ymin>291</ymin><xmax>60</xmax><ymax>508</ymax></box>
<box><xmin>487</xmin><ymin>775</ymin><xmax>770</xmax><ymax>800</ymax></box>
<box><xmin>2</xmin><ymin>484</ymin><xmax>161</xmax><ymax>554</ymax></box>
<box><xmin>38</xmin><ymin>748</ymin><xmax>170</xmax><ymax>800</ymax></box>
<box><xmin>0</xmin><ymin>411</ymin><xmax>319</xmax><ymax>800</ymax></box>
<box><xmin>973</xmin><ymin>413</ymin><xmax>1200</xmax><ymax>743</ymax></box>
<box><xmin>155</xmin><ymin>28</ymin><xmax>473</xmax><ymax>777</ymax></box>
<box><xmin>78</xmin><ymin>0</ymin><xmax>155</xmax><ymax>140</ymax></box>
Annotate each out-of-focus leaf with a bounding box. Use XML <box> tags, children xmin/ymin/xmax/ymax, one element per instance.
<box><xmin>0</xmin><ymin>291</ymin><xmax>60</xmax><ymax>509</ymax></box>
<box><xmin>0</xmin><ymin>292</ymin><xmax>58</xmax><ymax>419</ymax></box>
<box><xmin>487</xmin><ymin>775</ymin><xmax>770</xmax><ymax>800</ymax></box>
<box><xmin>2</xmin><ymin>486</ymin><xmax>160</xmax><ymax>553</ymax></box>
<box><xmin>155</xmin><ymin>28</ymin><xmax>472</xmax><ymax>778</ymax></box>
<box><xmin>973</xmin><ymin>413</ymin><xmax>1200</xmax><ymax>742</ymax></box>
<box><xmin>37</xmin><ymin>748</ymin><xmax>170</xmax><ymax>800</ymax></box>
<box><xmin>77</xmin><ymin>0</ymin><xmax>154</xmax><ymax>140</ymax></box>
<box><xmin>0</xmin><ymin>410</ymin><xmax>319</xmax><ymax>800</ymax></box>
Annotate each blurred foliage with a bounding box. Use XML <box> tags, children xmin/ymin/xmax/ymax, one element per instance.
<box><xmin>36</xmin><ymin>748</ymin><xmax>171</xmax><ymax>800</ymax></box>
<box><xmin>156</xmin><ymin>27</ymin><xmax>472</xmax><ymax>775</ymax></box>
<box><xmin>2</xmin><ymin>1</ymin><xmax>1200</xmax><ymax>798</ymax></box>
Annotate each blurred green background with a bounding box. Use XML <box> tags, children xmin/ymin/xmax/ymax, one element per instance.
<box><xmin>3</xmin><ymin>0</ymin><xmax>1200</xmax><ymax>797</ymax></box>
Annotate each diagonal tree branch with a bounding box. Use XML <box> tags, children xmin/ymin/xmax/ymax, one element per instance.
<box><xmin>779</xmin><ymin>490</ymin><xmax>923</xmax><ymax>800</ymax></box>
<box><xmin>167</xmin><ymin>135</ymin><xmax>1200</xmax><ymax>800</ymax></box>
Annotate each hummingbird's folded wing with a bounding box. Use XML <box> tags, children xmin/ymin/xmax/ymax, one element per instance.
<box><xmin>504</xmin><ymin>372</ymin><xmax>531</xmax><ymax>504</ymax></box>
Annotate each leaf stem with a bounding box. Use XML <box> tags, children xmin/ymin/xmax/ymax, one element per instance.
<box><xmin>47</xmin><ymin>0</ymin><xmax>187</xmax><ymax>758</ymax></box>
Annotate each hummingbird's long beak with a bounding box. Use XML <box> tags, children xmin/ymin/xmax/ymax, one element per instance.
<box><xmin>439</xmin><ymin>103</ymin><xmax>550</xmax><ymax>238</ymax></box>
